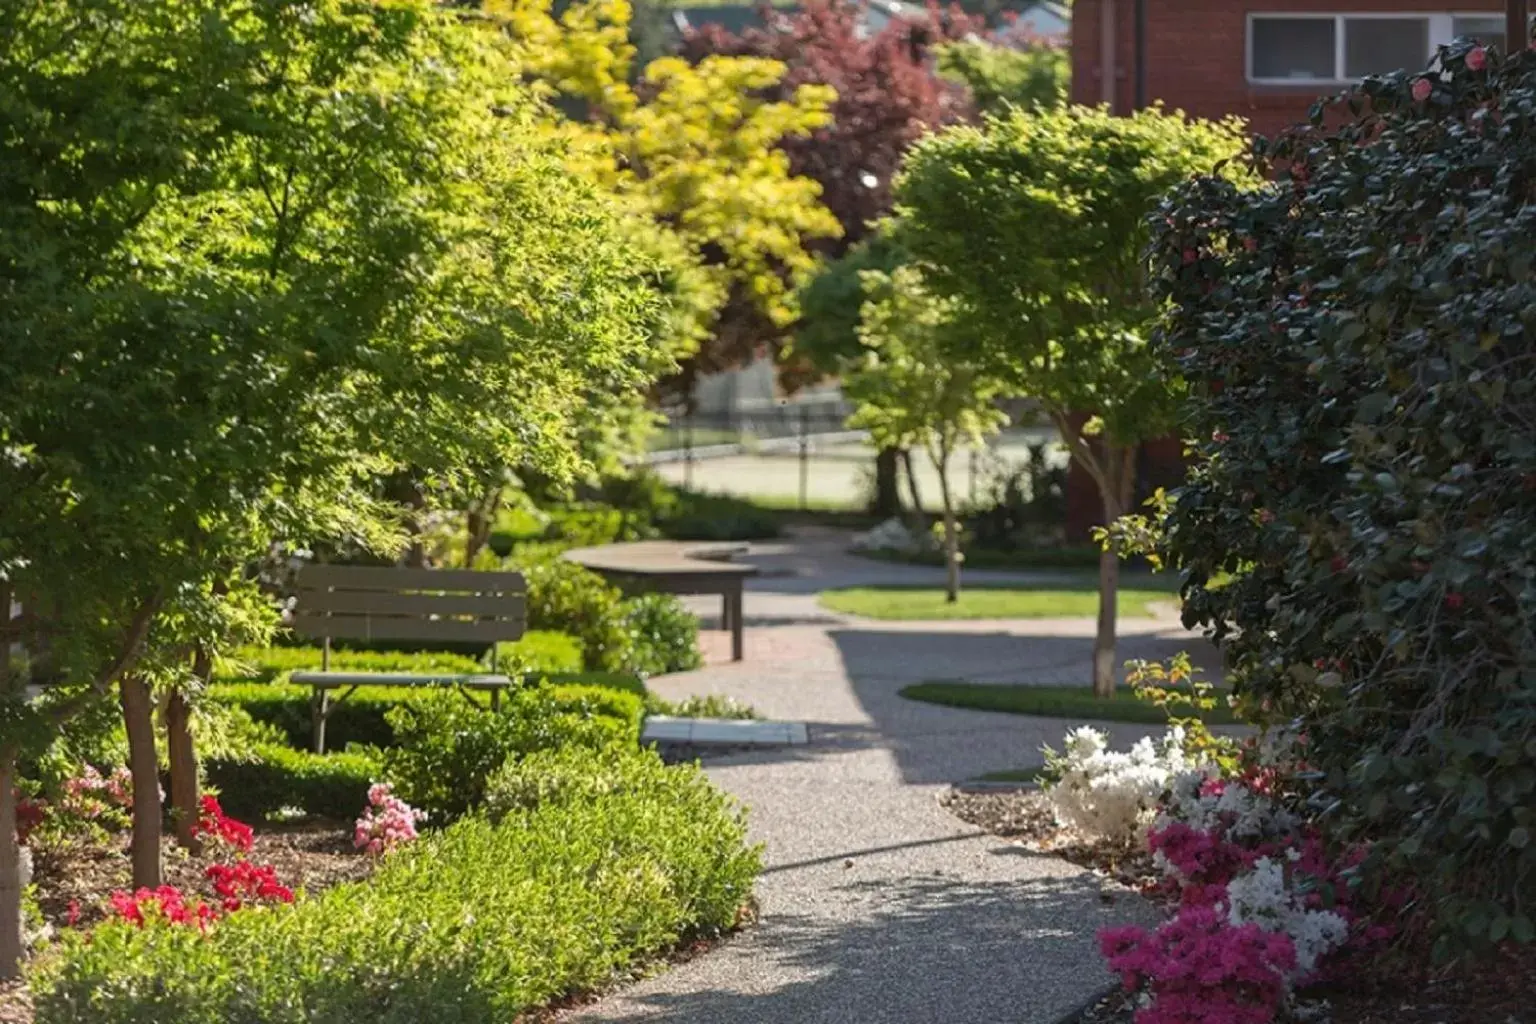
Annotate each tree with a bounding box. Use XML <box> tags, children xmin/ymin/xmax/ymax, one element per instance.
<box><xmin>845</xmin><ymin>266</ymin><xmax>1006</xmax><ymax>601</ymax></box>
<box><xmin>685</xmin><ymin>0</ymin><xmax>977</xmax><ymax>511</ymax></box>
<box><xmin>894</xmin><ymin>104</ymin><xmax>1249</xmax><ymax>695</ymax></box>
<box><xmin>0</xmin><ymin>0</ymin><xmax>671</xmax><ymax>972</ymax></box>
<box><xmin>485</xmin><ymin>0</ymin><xmax>843</xmax><ymax>396</ymax></box>
<box><xmin>935</xmin><ymin>38</ymin><xmax>1068</xmax><ymax>116</ymax></box>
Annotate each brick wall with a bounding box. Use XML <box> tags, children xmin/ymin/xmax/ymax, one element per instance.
<box><xmin>1072</xmin><ymin>0</ymin><xmax>1509</xmax><ymax>139</ymax></box>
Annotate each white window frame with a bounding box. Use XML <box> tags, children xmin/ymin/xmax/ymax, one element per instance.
<box><xmin>1246</xmin><ymin>12</ymin><xmax>1504</xmax><ymax>86</ymax></box>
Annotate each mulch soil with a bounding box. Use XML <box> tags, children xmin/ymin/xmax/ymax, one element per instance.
<box><xmin>941</xmin><ymin>787</ymin><xmax>1535</xmax><ymax>1024</ymax></box>
<box><xmin>30</xmin><ymin>822</ymin><xmax>371</xmax><ymax>932</ymax></box>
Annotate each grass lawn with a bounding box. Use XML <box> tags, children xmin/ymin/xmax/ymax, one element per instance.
<box><xmin>971</xmin><ymin>766</ymin><xmax>1045</xmax><ymax>783</ymax></box>
<box><xmin>819</xmin><ymin>582</ymin><xmax>1176</xmax><ymax>620</ymax></box>
<box><xmin>900</xmin><ymin>681</ymin><xmax>1237</xmax><ymax>725</ymax></box>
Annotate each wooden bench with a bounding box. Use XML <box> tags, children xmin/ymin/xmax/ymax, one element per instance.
<box><xmin>287</xmin><ymin>564</ymin><xmax>527</xmax><ymax>753</ymax></box>
<box><xmin>562</xmin><ymin>541</ymin><xmax>756</xmax><ymax>662</ymax></box>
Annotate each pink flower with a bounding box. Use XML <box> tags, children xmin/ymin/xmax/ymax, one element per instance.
<box><xmin>1412</xmin><ymin>77</ymin><xmax>1433</xmax><ymax>102</ymax></box>
<box><xmin>1466</xmin><ymin>45</ymin><xmax>1487</xmax><ymax>71</ymax></box>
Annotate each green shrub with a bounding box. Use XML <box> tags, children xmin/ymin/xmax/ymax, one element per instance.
<box><xmin>218</xmin><ymin>646</ymin><xmax>483</xmax><ymax>684</ymax></box>
<box><xmin>1152</xmin><ymin>43</ymin><xmax>1536</xmax><ymax>955</ymax></box>
<box><xmin>209</xmin><ymin>672</ymin><xmax>645</xmax><ymax>753</ymax></box>
<box><xmin>492</xmin><ymin>629</ymin><xmax>583</xmax><ymax>674</ymax></box>
<box><xmin>659</xmin><ymin>488</ymin><xmax>781</xmax><ymax>542</ymax></box>
<box><xmin>620</xmin><ymin>593</ymin><xmax>702</xmax><ymax>677</ymax></box>
<box><xmin>381</xmin><ymin>687</ymin><xmax>633</xmax><ymax>822</ymax></box>
<box><xmin>646</xmin><ymin>694</ymin><xmax>757</xmax><ymax>720</ymax></box>
<box><xmin>521</xmin><ymin>560</ymin><xmax>635</xmax><ymax>673</ymax></box>
<box><xmin>204</xmin><ymin>743</ymin><xmax>378</xmax><ymax>821</ymax></box>
<box><xmin>484</xmin><ymin>742</ymin><xmax>650</xmax><ymax>818</ymax></box>
<box><xmin>31</xmin><ymin>751</ymin><xmax>761</xmax><ymax>1024</ymax></box>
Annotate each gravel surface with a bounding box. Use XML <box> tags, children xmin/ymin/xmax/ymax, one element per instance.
<box><xmin>573</xmin><ymin>544</ymin><xmax>1189</xmax><ymax>1024</ymax></box>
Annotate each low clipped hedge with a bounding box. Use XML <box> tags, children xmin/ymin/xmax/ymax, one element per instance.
<box><xmin>32</xmin><ymin>749</ymin><xmax>761</xmax><ymax>1024</ymax></box>
<box><xmin>204</xmin><ymin>743</ymin><xmax>378</xmax><ymax>822</ymax></box>
<box><xmin>209</xmin><ymin>673</ymin><xmax>645</xmax><ymax>751</ymax></box>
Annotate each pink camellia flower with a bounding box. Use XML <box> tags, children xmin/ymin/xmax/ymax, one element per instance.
<box><xmin>1412</xmin><ymin>77</ymin><xmax>1433</xmax><ymax>102</ymax></box>
<box><xmin>1466</xmin><ymin>45</ymin><xmax>1487</xmax><ymax>72</ymax></box>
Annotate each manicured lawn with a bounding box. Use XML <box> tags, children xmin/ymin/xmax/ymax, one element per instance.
<box><xmin>900</xmin><ymin>681</ymin><xmax>1237</xmax><ymax>724</ymax></box>
<box><xmin>819</xmin><ymin>582</ymin><xmax>1176</xmax><ymax>620</ymax></box>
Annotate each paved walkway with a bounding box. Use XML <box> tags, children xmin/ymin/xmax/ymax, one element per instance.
<box><xmin>573</xmin><ymin>531</ymin><xmax>1204</xmax><ymax>1023</ymax></box>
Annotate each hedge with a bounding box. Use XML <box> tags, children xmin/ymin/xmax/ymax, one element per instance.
<box><xmin>204</xmin><ymin>743</ymin><xmax>378</xmax><ymax>822</ymax></box>
<box><xmin>208</xmin><ymin>673</ymin><xmax>645</xmax><ymax>751</ymax></box>
<box><xmin>220</xmin><ymin>632</ymin><xmax>583</xmax><ymax>685</ymax></box>
<box><xmin>32</xmin><ymin>749</ymin><xmax>761</xmax><ymax>1024</ymax></box>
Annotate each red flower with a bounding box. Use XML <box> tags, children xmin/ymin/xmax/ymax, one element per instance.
<box><xmin>1412</xmin><ymin>78</ymin><xmax>1433</xmax><ymax>103</ymax></box>
<box><xmin>1444</xmin><ymin>591</ymin><xmax>1464</xmax><ymax>610</ymax></box>
<box><xmin>1211</xmin><ymin>430</ymin><xmax>1230</xmax><ymax>443</ymax></box>
<box><xmin>192</xmin><ymin>796</ymin><xmax>253</xmax><ymax>853</ymax></box>
<box><xmin>1182</xmin><ymin>248</ymin><xmax>1198</xmax><ymax>266</ymax></box>
<box><xmin>1466</xmin><ymin>46</ymin><xmax>1487</xmax><ymax>72</ymax></box>
<box><xmin>1243</xmin><ymin>237</ymin><xmax>1258</xmax><ymax>252</ymax></box>
<box><xmin>1258</xmin><ymin>509</ymin><xmax>1276</xmax><ymax>524</ymax></box>
<box><xmin>1331</xmin><ymin>555</ymin><xmax>1348</xmax><ymax>574</ymax></box>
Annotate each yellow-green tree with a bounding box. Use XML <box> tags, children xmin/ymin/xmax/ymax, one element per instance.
<box><xmin>483</xmin><ymin>0</ymin><xmax>842</xmax><ymax>389</ymax></box>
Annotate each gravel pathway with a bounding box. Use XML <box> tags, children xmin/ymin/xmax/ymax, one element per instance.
<box><xmin>572</xmin><ymin>531</ymin><xmax>1199</xmax><ymax>1023</ymax></box>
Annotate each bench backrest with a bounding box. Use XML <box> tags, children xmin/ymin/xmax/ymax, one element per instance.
<box><xmin>291</xmin><ymin>565</ymin><xmax>527</xmax><ymax>647</ymax></box>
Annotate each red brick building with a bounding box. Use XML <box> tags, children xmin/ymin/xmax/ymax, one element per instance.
<box><xmin>1072</xmin><ymin>1</ymin><xmax>1516</xmax><ymax>137</ymax></box>
<box><xmin>1061</xmin><ymin>2</ymin><xmax>1517</xmax><ymax>540</ymax></box>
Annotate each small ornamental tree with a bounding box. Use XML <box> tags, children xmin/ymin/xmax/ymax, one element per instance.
<box><xmin>1151</xmin><ymin>40</ymin><xmax>1536</xmax><ymax>954</ymax></box>
<box><xmin>894</xmin><ymin>104</ymin><xmax>1249</xmax><ymax>695</ymax></box>
<box><xmin>934</xmin><ymin>37</ymin><xmax>1068</xmax><ymax>117</ymax></box>
<box><xmin>845</xmin><ymin>266</ymin><xmax>1006</xmax><ymax>601</ymax></box>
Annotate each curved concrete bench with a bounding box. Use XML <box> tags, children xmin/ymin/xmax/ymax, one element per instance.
<box><xmin>562</xmin><ymin>541</ymin><xmax>757</xmax><ymax>661</ymax></box>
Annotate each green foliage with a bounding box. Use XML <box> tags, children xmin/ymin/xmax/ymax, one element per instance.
<box><xmin>936</xmin><ymin>40</ymin><xmax>1068</xmax><ymax>116</ymax></box>
<box><xmin>218</xmin><ymin>647</ymin><xmax>484</xmax><ymax>686</ymax></box>
<box><xmin>793</xmin><ymin>233</ymin><xmax>907</xmax><ymax>374</ymax></box>
<box><xmin>620</xmin><ymin>594</ymin><xmax>703</xmax><ymax>677</ymax></box>
<box><xmin>899</xmin><ymin>681</ymin><xmax>1238</xmax><ymax>725</ymax></box>
<box><xmin>1124</xmin><ymin>654</ymin><xmax>1239</xmax><ymax>772</ymax></box>
<box><xmin>895</xmin><ymin>104</ymin><xmax>1248</xmax><ymax>453</ymax></box>
<box><xmin>819</xmin><ymin>584</ymin><xmax>1174</xmax><ymax>620</ymax></box>
<box><xmin>32</xmin><ymin>750</ymin><xmax>761</xmax><ymax>1023</ymax></box>
<box><xmin>493</xmin><ymin>630</ymin><xmax>586</xmax><ymax>676</ymax></box>
<box><xmin>1150</xmin><ymin>42</ymin><xmax>1536</xmax><ymax>955</ymax></box>
<box><xmin>485</xmin><ymin>740</ymin><xmax>655</xmax><ymax>818</ymax></box>
<box><xmin>381</xmin><ymin>687</ymin><xmax>637</xmax><ymax>822</ymax></box>
<box><xmin>846</xmin><ymin>265</ymin><xmax>1008</xmax><ymax>469</ymax></box>
<box><xmin>656</xmin><ymin>489</ymin><xmax>782</xmax><ymax>542</ymax></box>
<box><xmin>645</xmin><ymin>694</ymin><xmax>758</xmax><ymax>720</ymax></box>
<box><xmin>521</xmin><ymin>560</ymin><xmax>635</xmax><ymax>672</ymax></box>
<box><xmin>205</xmin><ymin>743</ymin><xmax>379</xmax><ymax>822</ymax></box>
<box><xmin>209</xmin><ymin>674</ymin><xmax>644</xmax><ymax>753</ymax></box>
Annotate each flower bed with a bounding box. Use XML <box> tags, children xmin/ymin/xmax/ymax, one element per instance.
<box><xmin>30</xmin><ymin>747</ymin><xmax>760</xmax><ymax>1024</ymax></box>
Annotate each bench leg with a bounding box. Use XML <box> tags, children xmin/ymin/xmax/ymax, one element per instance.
<box><xmin>312</xmin><ymin>690</ymin><xmax>329</xmax><ymax>755</ymax></box>
<box><xmin>728</xmin><ymin>587</ymin><xmax>744</xmax><ymax>662</ymax></box>
<box><xmin>720</xmin><ymin>591</ymin><xmax>733</xmax><ymax>634</ymax></box>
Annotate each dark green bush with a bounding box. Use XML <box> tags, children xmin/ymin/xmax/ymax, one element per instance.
<box><xmin>218</xmin><ymin>645</ymin><xmax>483</xmax><ymax>684</ymax></box>
<box><xmin>31</xmin><ymin>751</ymin><xmax>761</xmax><ymax>1024</ymax></box>
<box><xmin>620</xmin><ymin>593</ymin><xmax>702</xmax><ymax>677</ymax></box>
<box><xmin>1152</xmin><ymin>41</ymin><xmax>1536</xmax><ymax>955</ymax></box>
<box><xmin>658</xmin><ymin>488</ymin><xmax>781</xmax><ymax>542</ymax></box>
<box><xmin>204</xmin><ymin>743</ymin><xmax>378</xmax><ymax>821</ymax></box>
<box><xmin>381</xmin><ymin>687</ymin><xmax>636</xmax><ymax>822</ymax></box>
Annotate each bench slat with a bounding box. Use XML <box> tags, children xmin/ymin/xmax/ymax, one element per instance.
<box><xmin>296</xmin><ymin>589</ymin><xmax>524</xmax><ymax>619</ymax></box>
<box><xmin>296</xmin><ymin>564</ymin><xmax>525</xmax><ymax>593</ymax></box>
<box><xmin>291</xmin><ymin>672</ymin><xmax>514</xmax><ymax>688</ymax></box>
<box><xmin>290</xmin><ymin>613</ymin><xmax>523</xmax><ymax>643</ymax></box>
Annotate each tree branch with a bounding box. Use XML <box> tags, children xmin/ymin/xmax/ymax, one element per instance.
<box><xmin>44</xmin><ymin>593</ymin><xmax>163</xmax><ymax>729</ymax></box>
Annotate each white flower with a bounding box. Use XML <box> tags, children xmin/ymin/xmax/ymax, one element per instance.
<box><xmin>1045</xmin><ymin>727</ymin><xmax>1198</xmax><ymax>844</ymax></box>
<box><xmin>1226</xmin><ymin>857</ymin><xmax>1350</xmax><ymax>978</ymax></box>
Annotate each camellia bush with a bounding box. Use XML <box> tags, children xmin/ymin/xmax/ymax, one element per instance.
<box><xmin>1151</xmin><ymin>38</ymin><xmax>1536</xmax><ymax>956</ymax></box>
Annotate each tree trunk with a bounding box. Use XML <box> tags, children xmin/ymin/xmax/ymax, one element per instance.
<box><xmin>167</xmin><ymin>656</ymin><xmax>203</xmax><ymax>854</ymax></box>
<box><xmin>901</xmin><ymin>448</ymin><xmax>924</xmax><ymax>517</ymax></box>
<box><xmin>936</xmin><ymin>450</ymin><xmax>961</xmax><ymax>603</ymax></box>
<box><xmin>1092</xmin><ymin>447</ymin><xmax>1137</xmax><ymax>698</ymax></box>
<box><xmin>872</xmin><ymin>447</ymin><xmax>902</xmax><ymax>518</ymax></box>
<box><xmin>0</xmin><ymin>748</ymin><xmax>21</xmax><ymax>980</ymax></box>
<box><xmin>464</xmin><ymin>485</ymin><xmax>503</xmax><ymax>568</ymax></box>
<box><xmin>121</xmin><ymin>675</ymin><xmax>162</xmax><ymax>888</ymax></box>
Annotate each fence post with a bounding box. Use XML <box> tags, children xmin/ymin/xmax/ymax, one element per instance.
<box><xmin>683</xmin><ymin>412</ymin><xmax>694</xmax><ymax>489</ymax></box>
<box><xmin>798</xmin><ymin>406</ymin><xmax>810</xmax><ymax>511</ymax></box>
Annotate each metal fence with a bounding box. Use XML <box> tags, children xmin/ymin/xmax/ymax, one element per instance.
<box><xmin>643</xmin><ymin>406</ymin><xmax>1065</xmax><ymax>514</ymax></box>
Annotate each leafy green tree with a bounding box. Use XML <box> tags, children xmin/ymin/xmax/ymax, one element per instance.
<box><xmin>894</xmin><ymin>104</ymin><xmax>1248</xmax><ymax>695</ymax></box>
<box><xmin>0</xmin><ymin>0</ymin><xmax>669</xmax><ymax>974</ymax></box>
<box><xmin>845</xmin><ymin>267</ymin><xmax>1007</xmax><ymax>601</ymax></box>
<box><xmin>936</xmin><ymin>39</ymin><xmax>1069</xmax><ymax>115</ymax></box>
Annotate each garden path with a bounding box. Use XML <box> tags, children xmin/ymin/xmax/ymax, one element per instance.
<box><xmin>572</xmin><ymin>529</ymin><xmax>1210</xmax><ymax>1023</ymax></box>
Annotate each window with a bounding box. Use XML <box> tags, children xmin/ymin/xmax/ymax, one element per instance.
<box><xmin>1344</xmin><ymin>18</ymin><xmax>1429</xmax><ymax>78</ymax></box>
<box><xmin>1248</xmin><ymin>13</ymin><xmax>1523</xmax><ymax>85</ymax></box>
